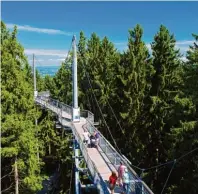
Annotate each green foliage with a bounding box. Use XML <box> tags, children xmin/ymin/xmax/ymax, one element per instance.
<box><xmin>2</xmin><ymin>18</ymin><xmax>197</xmax><ymax>194</ymax></box>
<box><xmin>1</xmin><ymin>21</ymin><xmax>44</xmax><ymax>193</ymax></box>
<box><xmin>168</xmin><ymin>34</ymin><xmax>198</xmax><ymax>194</ymax></box>
<box><xmin>51</xmin><ymin>59</ymin><xmax>72</xmax><ymax>104</ymax></box>
<box><xmin>185</xmin><ymin>34</ymin><xmax>198</xmax><ymax>106</ymax></box>
<box><xmin>50</xmin><ymin>27</ymin><xmax>197</xmax><ymax>193</ymax></box>
<box><xmin>112</xmin><ymin>24</ymin><xmax>152</xmax><ymax>160</ymax></box>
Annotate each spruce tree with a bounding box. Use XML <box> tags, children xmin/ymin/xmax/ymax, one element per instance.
<box><xmin>114</xmin><ymin>24</ymin><xmax>150</xmax><ymax>157</ymax></box>
<box><xmin>168</xmin><ymin>34</ymin><xmax>198</xmax><ymax>194</ymax></box>
<box><xmin>77</xmin><ymin>31</ymin><xmax>89</xmax><ymax>110</ymax></box>
<box><xmin>52</xmin><ymin>58</ymin><xmax>72</xmax><ymax>105</ymax></box>
<box><xmin>185</xmin><ymin>33</ymin><xmax>198</xmax><ymax>107</ymax></box>
<box><xmin>1</xmin><ymin>22</ymin><xmax>44</xmax><ymax>193</ymax></box>
<box><xmin>143</xmin><ymin>25</ymin><xmax>194</xmax><ymax>192</ymax></box>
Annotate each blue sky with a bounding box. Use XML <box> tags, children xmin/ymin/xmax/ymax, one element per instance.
<box><xmin>2</xmin><ymin>1</ymin><xmax>198</xmax><ymax>66</ymax></box>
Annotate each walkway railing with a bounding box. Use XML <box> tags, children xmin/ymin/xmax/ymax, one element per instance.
<box><xmin>70</xmin><ymin>120</ymin><xmax>109</xmax><ymax>194</ymax></box>
<box><xmin>36</xmin><ymin>95</ymin><xmax>153</xmax><ymax>194</ymax></box>
<box><xmin>83</xmin><ymin>118</ymin><xmax>153</xmax><ymax>194</ymax></box>
<box><xmin>80</xmin><ymin>110</ymin><xmax>94</xmax><ymax>124</ymax></box>
<box><xmin>36</xmin><ymin>96</ymin><xmax>109</xmax><ymax>193</ymax></box>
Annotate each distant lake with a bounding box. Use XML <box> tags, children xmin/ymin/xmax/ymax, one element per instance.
<box><xmin>36</xmin><ymin>66</ymin><xmax>60</xmax><ymax>77</ymax></box>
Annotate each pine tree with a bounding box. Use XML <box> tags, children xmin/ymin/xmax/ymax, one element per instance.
<box><xmin>1</xmin><ymin>21</ymin><xmax>44</xmax><ymax>193</ymax></box>
<box><xmin>185</xmin><ymin>33</ymin><xmax>198</xmax><ymax>107</ymax></box>
<box><xmin>77</xmin><ymin>31</ymin><xmax>90</xmax><ymax>110</ymax></box>
<box><xmin>52</xmin><ymin>58</ymin><xmax>72</xmax><ymax>105</ymax></box>
<box><xmin>43</xmin><ymin>74</ymin><xmax>56</xmax><ymax>95</ymax></box>
<box><xmin>167</xmin><ymin>34</ymin><xmax>198</xmax><ymax>194</ymax></box>
<box><xmin>142</xmin><ymin>25</ymin><xmax>194</xmax><ymax>192</ymax></box>
<box><xmin>114</xmin><ymin>24</ymin><xmax>151</xmax><ymax>157</ymax></box>
<box><xmin>96</xmin><ymin>36</ymin><xmax>119</xmax><ymax>105</ymax></box>
<box><xmin>84</xmin><ymin>33</ymin><xmax>101</xmax><ymax>116</ymax></box>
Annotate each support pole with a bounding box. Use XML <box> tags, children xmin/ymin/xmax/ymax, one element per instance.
<box><xmin>33</xmin><ymin>54</ymin><xmax>38</xmax><ymax>98</ymax></box>
<box><xmin>72</xmin><ymin>35</ymin><xmax>80</xmax><ymax>122</ymax></box>
<box><xmin>74</xmin><ymin>138</ymin><xmax>80</xmax><ymax>194</ymax></box>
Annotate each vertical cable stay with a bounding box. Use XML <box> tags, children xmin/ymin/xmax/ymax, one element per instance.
<box><xmin>160</xmin><ymin>160</ymin><xmax>176</xmax><ymax>194</ymax></box>
<box><xmin>106</xmin><ymin>98</ymin><xmax>125</xmax><ymax>134</ymax></box>
<box><xmin>81</xmin><ymin>60</ymin><xmax>123</xmax><ymax>155</ymax></box>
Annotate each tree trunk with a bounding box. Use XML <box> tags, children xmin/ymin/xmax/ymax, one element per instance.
<box><xmin>14</xmin><ymin>157</ymin><xmax>19</xmax><ymax>194</ymax></box>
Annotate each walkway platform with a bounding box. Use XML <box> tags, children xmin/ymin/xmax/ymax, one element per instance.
<box><xmin>35</xmin><ymin>97</ymin><xmax>153</xmax><ymax>194</ymax></box>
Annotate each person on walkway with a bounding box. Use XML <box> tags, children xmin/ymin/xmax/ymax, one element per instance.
<box><xmin>90</xmin><ymin>133</ymin><xmax>96</xmax><ymax>148</ymax></box>
<box><xmin>109</xmin><ymin>171</ymin><xmax>118</xmax><ymax>194</ymax></box>
<box><xmin>118</xmin><ymin>161</ymin><xmax>126</xmax><ymax>186</ymax></box>
<box><xmin>83</xmin><ymin>129</ymin><xmax>90</xmax><ymax>147</ymax></box>
<box><xmin>94</xmin><ymin>130</ymin><xmax>100</xmax><ymax>149</ymax></box>
<box><xmin>122</xmin><ymin>168</ymin><xmax>130</xmax><ymax>194</ymax></box>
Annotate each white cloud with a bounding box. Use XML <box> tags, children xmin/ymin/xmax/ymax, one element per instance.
<box><xmin>24</xmin><ymin>49</ymin><xmax>68</xmax><ymax>57</ymax></box>
<box><xmin>6</xmin><ymin>23</ymin><xmax>73</xmax><ymax>36</ymax></box>
<box><xmin>114</xmin><ymin>40</ymin><xmax>194</xmax><ymax>54</ymax></box>
<box><xmin>25</xmin><ymin>49</ymin><xmax>70</xmax><ymax>66</ymax></box>
<box><xmin>175</xmin><ymin>40</ymin><xmax>194</xmax><ymax>53</ymax></box>
<box><xmin>48</xmin><ymin>58</ymin><xmax>65</xmax><ymax>61</ymax></box>
<box><xmin>176</xmin><ymin>40</ymin><xmax>194</xmax><ymax>45</ymax></box>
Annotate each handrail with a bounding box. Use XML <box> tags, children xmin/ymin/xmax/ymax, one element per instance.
<box><xmin>70</xmin><ymin>121</ymin><xmax>109</xmax><ymax>194</ymax></box>
<box><xmin>80</xmin><ymin>109</ymin><xmax>94</xmax><ymax>124</ymax></box>
<box><xmin>36</xmin><ymin>96</ymin><xmax>109</xmax><ymax>194</ymax></box>
<box><xmin>35</xmin><ymin>96</ymin><xmax>153</xmax><ymax>194</ymax></box>
<box><xmin>84</xmin><ymin>119</ymin><xmax>154</xmax><ymax>194</ymax></box>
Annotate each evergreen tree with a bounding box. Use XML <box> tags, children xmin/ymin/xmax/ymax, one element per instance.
<box><xmin>52</xmin><ymin>58</ymin><xmax>72</xmax><ymax>105</ymax></box>
<box><xmin>43</xmin><ymin>74</ymin><xmax>56</xmax><ymax>94</ymax></box>
<box><xmin>114</xmin><ymin>24</ymin><xmax>151</xmax><ymax>157</ymax></box>
<box><xmin>1</xmin><ymin>22</ymin><xmax>44</xmax><ymax>193</ymax></box>
<box><xmin>142</xmin><ymin>25</ymin><xmax>194</xmax><ymax>192</ymax></box>
<box><xmin>77</xmin><ymin>31</ymin><xmax>90</xmax><ymax>110</ymax></box>
<box><xmin>167</xmin><ymin>33</ymin><xmax>198</xmax><ymax>194</ymax></box>
<box><xmin>185</xmin><ymin>33</ymin><xmax>198</xmax><ymax>108</ymax></box>
<box><xmin>84</xmin><ymin>33</ymin><xmax>101</xmax><ymax>116</ymax></box>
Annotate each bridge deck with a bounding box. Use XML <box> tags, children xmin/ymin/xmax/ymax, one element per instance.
<box><xmin>36</xmin><ymin>97</ymin><xmax>153</xmax><ymax>194</ymax></box>
<box><xmin>36</xmin><ymin>98</ymin><xmax>123</xmax><ymax>193</ymax></box>
<box><xmin>73</xmin><ymin>118</ymin><xmax>123</xmax><ymax>193</ymax></box>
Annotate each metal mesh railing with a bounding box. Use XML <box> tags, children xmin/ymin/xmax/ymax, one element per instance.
<box><xmin>35</xmin><ymin>96</ymin><xmax>109</xmax><ymax>193</ymax></box>
<box><xmin>80</xmin><ymin>109</ymin><xmax>94</xmax><ymax>124</ymax></box>
<box><xmin>83</xmin><ymin>119</ymin><xmax>154</xmax><ymax>194</ymax></box>
<box><xmin>70</xmin><ymin>121</ymin><xmax>109</xmax><ymax>194</ymax></box>
<box><xmin>36</xmin><ymin>96</ymin><xmax>72</xmax><ymax>118</ymax></box>
<box><xmin>35</xmin><ymin>95</ymin><xmax>153</xmax><ymax>194</ymax></box>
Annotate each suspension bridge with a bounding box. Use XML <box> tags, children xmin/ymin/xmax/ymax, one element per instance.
<box><xmin>34</xmin><ymin>36</ymin><xmax>154</xmax><ymax>194</ymax></box>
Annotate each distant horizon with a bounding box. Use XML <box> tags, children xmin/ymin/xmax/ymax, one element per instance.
<box><xmin>36</xmin><ymin>66</ymin><xmax>59</xmax><ymax>77</ymax></box>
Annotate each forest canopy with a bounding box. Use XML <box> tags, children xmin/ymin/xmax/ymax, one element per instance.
<box><xmin>1</xmin><ymin>21</ymin><xmax>198</xmax><ymax>194</ymax></box>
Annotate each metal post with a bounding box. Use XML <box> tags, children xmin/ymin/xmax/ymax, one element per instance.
<box><xmin>114</xmin><ymin>153</ymin><xmax>117</xmax><ymax>165</ymax></box>
<box><xmin>74</xmin><ymin>138</ymin><xmax>80</xmax><ymax>194</ymax></box>
<box><xmin>33</xmin><ymin>54</ymin><xmax>38</xmax><ymax>98</ymax></box>
<box><xmin>72</xmin><ymin>35</ymin><xmax>80</xmax><ymax>122</ymax></box>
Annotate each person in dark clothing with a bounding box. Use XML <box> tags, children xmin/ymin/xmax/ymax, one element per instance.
<box><xmin>94</xmin><ymin>130</ymin><xmax>100</xmax><ymax>149</ymax></box>
<box><xmin>90</xmin><ymin>133</ymin><xmax>96</xmax><ymax>148</ymax></box>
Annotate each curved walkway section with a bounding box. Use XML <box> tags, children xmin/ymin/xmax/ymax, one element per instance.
<box><xmin>35</xmin><ymin>96</ymin><xmax>153</xmax><ymax>194</ymax></box>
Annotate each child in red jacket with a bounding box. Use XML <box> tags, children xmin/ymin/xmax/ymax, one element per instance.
<box><xmin>109</xmin><ymin>171</ymin><xmax>118</xmax><ymax>194</ymax></box>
